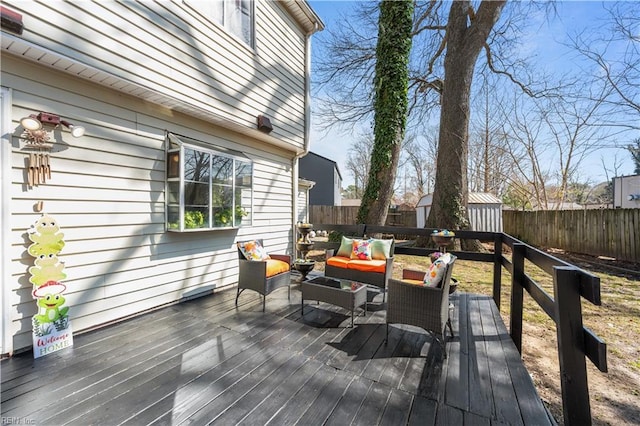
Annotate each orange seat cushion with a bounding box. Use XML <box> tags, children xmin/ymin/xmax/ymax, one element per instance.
<box><xmin>265</xmin><ymin>259</ymin><xmax>290</xmax><ymax>277</ymax></box>
<box><xmin>327</xmin><ymin>256</ymin><xmax>387</xmax><ymax>273</ymax></box>
<box><xmin>401</xmin><ymin>279</ymin><xmax>424</xmax><ymax>286</ymax></box>
<box><xmin>327</xmin><ymin>256</ymin><xmax>351</xmax><ymax>269</ymax></box>
<box><xmin>347</xmin><ymin>259</ymin><xmax>386</xmax><ymax>273</ymax></box>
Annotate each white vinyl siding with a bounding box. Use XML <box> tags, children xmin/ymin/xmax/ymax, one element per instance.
<box><xmin>4</xmin><ymin>57</ymin><xmax>294</xmax><ymax>352</ymax></box>
<box><xmin>2</xmin><ymin>0</ymin><xmax>306</xmax><ymax>150</ymax></box>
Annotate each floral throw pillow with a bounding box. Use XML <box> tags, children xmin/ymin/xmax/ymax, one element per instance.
<box><xmin>351</xmin><ymin>239</ymin><xmax>372</xmax><ymax>260</ymax></box>
<box><xmin>423</xmin><ymin>252</ymin><xmax>452</xmax><ymax>287</ymax></box>
<box><xmin>238</xmin><ymin>240</ymin><xmax>270</xmax><ymax>261</ymax></box>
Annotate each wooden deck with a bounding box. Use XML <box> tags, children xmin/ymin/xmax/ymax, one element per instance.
<box><xmin>1</xmin><ymin>275</ymin><xmax>553</xmax><ymax>425</ymax></box>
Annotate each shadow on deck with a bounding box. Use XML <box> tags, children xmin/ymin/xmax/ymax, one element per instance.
<box><xmin>1</xmin><ymin>277</ymin><xmax>554</xmax><ymax>425</ymax></box>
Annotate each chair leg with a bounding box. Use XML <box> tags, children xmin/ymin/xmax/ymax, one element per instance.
<box><xmin>440</xmin><ymin>334</ymin><xmax>448</xmax><ymax>359</ymax></box>
<box><xmin>263</xmin><ymin>295</ymin><xmax>266</xmax><ymax>312</ymax></box>
<box><xmin>447</xmin><ymin>318</ymin><xmax>454</xmax><ymax>337</ymax></box>
<box><xmin>385</xmin><ymin>324</ymin><xmax>389</xmax><ymax>344</ymax></box>
<box><xmin>235</xmin><ymin>288</ymin><xmax>242</xmax><ymax>306</ymax></box>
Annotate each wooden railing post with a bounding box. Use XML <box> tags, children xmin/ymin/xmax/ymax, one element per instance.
<box><xmin>554</xmin><ymin>266</ymin><xmax>592</xmax><ymax>425</ymax></box>
<box><xmin>510</xmin><ymin>243</ymin><xmax>525</xmax><ymax>353</ymax></box>
<box><xmin>493</xmin><ymin>233</ymin><xmax>503</xmax><ymax>308</ymax></box>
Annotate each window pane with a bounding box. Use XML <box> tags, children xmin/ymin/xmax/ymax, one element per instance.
<box><xmin>167</xmin><ymin>181</ymin><xmax>180</xmax><ymax>204</ymax></box>
<box><xmin>235</xmin><ymin>187</ymin><xmax>252</xmax><ymax>226</ymax></box>
<box><xmin>184</xmin><ymin>148</ymin><xmax>210</xmax><ymax>182</ymax></box>
<box><xmin>224</xmin><ymin>0</ymin><xmax>252</xmax><ymax>46</ymax></box>
<box><xmin>240</xmin><ymin>0</ymin><xmax>252</xmax><ymax>45</ymax></box>
<box><xmin>211</xmin><ymin>155</ymin><xmax>233</xmax><ymax>185</ymax></box>
<box><xmin>212</xmin><ymin>185</ymin><xmax>233</xmax><ymax>227</ymax></box>
<box><xmin>167</xmin><ymin>206</ymin><xmax>180</xmax><ymax>230</ymax></box>
<box><xmin>184</xmin><ymin>181</ymin><xmax>209</xmax><ymax>206</ymax></box>
<box><xmin>235</xmin><ymin>160</ymin><xmax>252</xmax><ymax>187</ymax></box>
<box><xmin>184</xmin><ymin>207</ymin><xmax>208</xmax><ymax>229</ymax></box>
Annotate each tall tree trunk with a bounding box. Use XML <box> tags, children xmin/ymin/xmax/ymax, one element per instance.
<box><xmin>357</xmin><ymin>0</ymin><xmax>413</xmax><ymax>225</ymax></box>
<box><xmin>426</xmin><ymin>0</ymin><xmax>506</xmax><ymax>241</ymax></box>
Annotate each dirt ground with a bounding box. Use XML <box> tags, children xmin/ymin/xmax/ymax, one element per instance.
<box><xmin>518</xmin><ymin>251</ymin><xmax>640</xmax><ymax>426</ymax></box>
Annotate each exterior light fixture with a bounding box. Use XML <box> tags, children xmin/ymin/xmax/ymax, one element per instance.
<box><xmin>20</xmin><ymin>115</ymin><xmax>42</xmax><ymax>131</ymax></box>
<box><xmin>60</xmin><ymin>120</ymin><xmax>85</xmax><ymax>137</ymax></box>
<box><xmin>19</xmin><ymin>112</ymin><xmax>85</xmax><ymax>139</ymax></box>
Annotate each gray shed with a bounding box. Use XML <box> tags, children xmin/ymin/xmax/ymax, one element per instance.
<box><xmin>416</xmin><ymin>192</ymin><xmax>503</xmax><ymax>232</ymax></box>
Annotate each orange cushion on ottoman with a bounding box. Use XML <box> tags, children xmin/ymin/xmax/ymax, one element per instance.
<box><xmin>265</xmin><ymin>259</ymin><xmax>290</xmax><ymax>277</ymax></box>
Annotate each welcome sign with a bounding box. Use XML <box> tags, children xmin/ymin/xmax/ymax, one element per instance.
<box><xmin>27</xmin><ymin>214</ymin><xmax>73</xmax><ymax>358</ymax></box>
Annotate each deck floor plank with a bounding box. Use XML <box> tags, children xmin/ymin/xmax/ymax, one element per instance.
<box><xmin>1</xmin><ymin>285</ymin><xmax>552</xmax><ymax>426</ymax></box>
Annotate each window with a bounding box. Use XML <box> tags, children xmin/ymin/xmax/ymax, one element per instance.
<box><xmin>189</xmin><ymin>0</ymin><xmax>255</xmax><ymax>48</ymax></box>
<box><xmin>166</xmin><ymin>133</ymin><xmax>252</xmax><ymax>231</ymax></box>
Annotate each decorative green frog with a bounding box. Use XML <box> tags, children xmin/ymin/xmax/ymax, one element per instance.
<box><xmin>34</xmin><ymin>292</ymin><xmax>69</xmax><ymax>324</ymax></box>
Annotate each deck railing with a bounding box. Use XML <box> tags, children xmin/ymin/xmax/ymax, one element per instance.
<box><xmin>311</xmin><ymin>224</ymin><xmax>608</xmax><ymax>426</ymax></box>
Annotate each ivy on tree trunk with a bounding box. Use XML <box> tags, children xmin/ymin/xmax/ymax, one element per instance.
<box><xmin>357</xmin><ymin>0</ymin><xmax>413</xmax><ymax>225</ymax></box>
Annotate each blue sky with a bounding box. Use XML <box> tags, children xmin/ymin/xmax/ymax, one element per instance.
<box><xmin>306</xmin><ymin>1</ymin><xmax>638</xmax><ymax>188</ymax></box>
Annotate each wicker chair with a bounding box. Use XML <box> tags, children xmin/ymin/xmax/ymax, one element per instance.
<box><xmin>236</xmin><ymin>239</ymin><xmax>291</xmax><ymax>312</ymax></box>
<box><xmin>385</xmin><ymin>256</ymin><xmax>457</xmax><ymax>357</ymax></box>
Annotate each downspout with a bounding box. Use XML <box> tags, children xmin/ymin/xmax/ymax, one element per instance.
<box><xmin>291</xmin><ymin>22</ymin><xmax>318</xmax><ymax>255</ymax></box>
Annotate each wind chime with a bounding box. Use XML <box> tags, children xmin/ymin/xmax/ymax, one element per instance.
<box><xmin>20</xmin><ymin>112</ymin><xmax>85</xmax><ymax>188</ymax></box>
<box><xmin>27</xmin><ymin>152</ymin><xmax>52</xmax><ymax>187</ymax></box>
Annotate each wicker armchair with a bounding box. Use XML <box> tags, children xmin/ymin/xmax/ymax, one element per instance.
<box><xmin>236</xmin><ymin>239</ymin><xmax>291</xmax><ymax>312</ymax></box>
<box><xmin>385</xmin><ymin>256</ymin><xmax>457</xmax><ymax>357</ymax></box>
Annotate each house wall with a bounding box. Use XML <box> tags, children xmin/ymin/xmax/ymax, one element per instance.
<box><xmin>299</xmin><ymin>152</ymin><xmax>339</xmax><ymax>206</ymax></box>
<box><xmin>297</xmin><ymin>186</ymin><xmax>310</xmax><ymax>223</ymax></box>
<box><xmin>333</xmin><ymin>166</ymin><xmax>342</xmax><ymax>207</ymax></box>
<box><xmin>613</xmin><ymin>175</ymin><xmax>640</xmax><ymax>208</ymax></box>
<box><xmin>2</xmin><ymin>55</ymin><xmax>296</xmax><ymax>353</ymax></box>
<box><xmin>2</xmin><ymin>0</ymin><xmax>307</xmax><ymax>151</ymax></box>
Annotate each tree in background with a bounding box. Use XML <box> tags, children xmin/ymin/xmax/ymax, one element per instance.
<box><xmin>628</xmin><ymin>138</ymin><xmax>640</xmax><ymax>175</ymax></box>
<box><xmin>572</xmin><ymin>3</ymin><xmax>639</xmax><ymax>129</ymax></box>
<box><xmin>344</xmin><ymin>133</ymin><xmax>374</xmax><ymax>198</ymax></box>
<box><xmin>401</xmin><ymin>133</ymin><xmax>438</xmax><ymax>201</ymax></box>
<box><xmin>425</xmin><ymin>1</ymin><xmax>506</xmax><ymax>235</ymax></box>
<box><xmin>356</xmin><ymin>0</ymin><xmax>413</xmax><ymax>225</ymax></box>
<box><xmin>313</xmin><ymin>2</ymin><xmax>636</xmax><ymax>217</ymax></box>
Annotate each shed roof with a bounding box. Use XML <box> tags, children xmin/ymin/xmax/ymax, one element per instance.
<box><xmin>416</xmin><ymin>192</ymin><xmax>502</xmax><ymax>207</ymax></box>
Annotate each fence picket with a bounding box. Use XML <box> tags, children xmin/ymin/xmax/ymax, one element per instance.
<box><xmin>503</xmin><ymin>209</ymin><xmax>639</xmax><ymax>262</ymax></box>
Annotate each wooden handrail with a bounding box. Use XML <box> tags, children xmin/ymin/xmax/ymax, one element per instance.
<box><xmin>312</xmin><ymin>223</ymin><xmax>608</xmax><ymax>425</ymax></box>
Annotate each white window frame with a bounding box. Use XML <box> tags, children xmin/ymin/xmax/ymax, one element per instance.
<box><xmin>166</xmin><ymin>133</ymin><xmax>253</xmax><ymax>232</ymax></box>
<box><xmin>186</xmin><ymin>0</ymin><xmax>255</xmax><ymax>49</ymax></box>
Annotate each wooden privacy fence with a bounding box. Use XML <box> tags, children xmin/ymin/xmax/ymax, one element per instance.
<box><xmin>309</xmin><ymin>205</ymin><xmax>417</xmax><ymax>228</ymax></box>
<box><xmin>503</xmin><ymin>209</ymin><xmax>639</xmax><ymax>262</ymax></box>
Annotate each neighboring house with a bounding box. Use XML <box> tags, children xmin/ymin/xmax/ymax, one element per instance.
<box><xmin>613</xmin><ymin>174</ymin><xmax>640</xmax><ymax>208</ymax></box>
<box><xmin>341</xmin><ymin>198</ymin><xmax>361</xmax><ymax>207</ymax></box>
<box><xmin>531</xmin><ymin>201</ymin><xmax>584</xmax><ymax>210</ymax></box>
<box><xmin>299</xmin><ymin>151</ymin><xmax>342</xmax><ymax>205</ymax></box>
<box><xmin>297</xmin><ymin>178</ymin><xmax>315</xmax><ymax>223</ymax></box>
<box><xmin>0</xmin><ymin>1</ymin><xmax>322</xmax><ymax>355</ymax></box>
<box><xmin>416</xmin><ymin>192</ymin><xmax>503</xmax><ymax>232</ymax></box>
